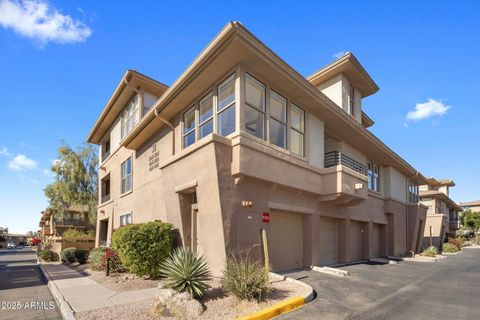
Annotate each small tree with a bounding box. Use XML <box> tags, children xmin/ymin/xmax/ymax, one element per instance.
<box><xmin>44</xmin><ymin>142</ymin><xmax>98</xmax><ymax>224</ymax></box>
<box><xmin>463</xmin><ymin>210</ymin><xmax>480</xmax><ymax>245</ymax></box>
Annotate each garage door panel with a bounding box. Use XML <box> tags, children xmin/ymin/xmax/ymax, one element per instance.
<box><xmin>350</xmin><ymin>221</ymin><xmax>363</xmax><ymax>261</ymax></box>
<box><xmin>371</xmin><ymin>224</ymin><xmax>382</xmax><ymax>258</ymax></box>
<box><xmin>319</xmin><ymin>217</ymin><xmax>338</xmax><ymax>265</ymax></box>
<box><xmin>269</xmin><ymin>211</ymin><xmax>303</xmax><ymax>272</ymax></box>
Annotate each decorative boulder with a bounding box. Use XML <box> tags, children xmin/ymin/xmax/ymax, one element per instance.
<box><xmin>152</xmin><ymin>287</ymin><xmax>204</xmax><ymax>318</ymax></box>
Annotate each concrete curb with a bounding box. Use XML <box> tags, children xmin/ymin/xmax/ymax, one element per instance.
<box><xmin>311</xmin><ymin>265</ymin><xmax>350</xmax><ymax>277</ymax></box>
<box><xmin>369</xmin><ymin>258</ymin><xmax>398</xmax><ymax>265</ymax></box>
<box><xmin>235</xmin><ymin>272</ymin><xmax>314</xmax><ymax>320</ymax></box>
<box><xmin>442</xmin><ymin>251</ymin><xmax>460</xmax><ymax>256</ymax></box>
<box><xmin>38</xmin><ymin>264</ymin><xmax>76</xmax><ymax>320</ymax></box>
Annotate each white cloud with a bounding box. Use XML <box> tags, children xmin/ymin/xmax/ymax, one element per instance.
<box><xmin>406</xmin><ymin>99</ymin><xmax>451</xmax><ymax>121</ymax></box>
<box><xmin>0</xmin><ymin>0</ymin><xmax>92</xmax><ymax>45</ymax></box>
<box><xmin>8</xmin><ymin>154</ymin><xmax>38</xmax><ymax>171</ymax></box>
<box><xmin>333</xmin><ymin>51</ymin><xmax>347</xmax><ymax>59</ymax></box>
<box><xmin>0</xmin><ymin>146</ymin><xmax>12</xmax><ymax>156</ymax></box>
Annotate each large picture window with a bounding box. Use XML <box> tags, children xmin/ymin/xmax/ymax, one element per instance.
<box><xmin>245</xmin><ymin>75</ymin><xmax>265</xmax><ymax>139</ymax></box>
<box><xmin>121</xmin><ymin>157</ymin><xmax>132</xmax><ymax>194</ymax></box>
<box><xmin>270</xmin><ymin>91</ymin><xmax>287</xmax><ymax>149</ymax></box>
<box><xmin>290</xmin><ymin>104</ymin><xmax>305</xmax><ymax>156</ymax></box>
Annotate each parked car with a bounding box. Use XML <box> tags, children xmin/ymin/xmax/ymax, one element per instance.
<box><xmin>7</xmin><ymin>243</ymin><xmax>16</xmax><ymax>249</ymax></box>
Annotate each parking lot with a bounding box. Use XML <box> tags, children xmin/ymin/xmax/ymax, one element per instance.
<box><xmin>278</xmin><ymin>248</ymin><xmax>480</xmax><ymax>320</ymax></box>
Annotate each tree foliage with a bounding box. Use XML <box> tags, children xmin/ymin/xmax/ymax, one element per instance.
<box><xmin>44</xmin><ymin>142</ymin><xmax>98</xmax><ymax>224</ymax></box>
<box><xmin>463</xmin><ymin>210</ymin><xmax>480</xmax><ymax>244</ymax></box>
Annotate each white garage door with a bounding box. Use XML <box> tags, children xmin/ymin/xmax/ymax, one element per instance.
<box><xmin>350</xmin><ymin>220</ymin><xmax>363</xmax><ymax>261</ymax></box>
<box><xmin>269</xmin><ymin>211</ymin><xmax>303</xmax><ymax>272</ymax></box>
<box><xmin>319</xmin><ymin>217</ymin><xmax>338</xmax><ymax>266</ymax></box>
<box><xmin>371</xmin><ymin>224</ymin><xmax>382</xmax><ymax>258</ymax></box>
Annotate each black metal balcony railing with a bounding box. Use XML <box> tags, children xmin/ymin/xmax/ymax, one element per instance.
<box><xmin>101</xmin><ymin>194</ymin><xmax>111</xmax><ymax>203</ymax></box>
<box><xmin>324</xmin><ymin>151</ymin><xmax>367</xmax><ymax>176</ymax></box>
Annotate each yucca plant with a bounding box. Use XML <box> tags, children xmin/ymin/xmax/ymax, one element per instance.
<box><xmin>159</xmin><ymin>247</ymin><xmax>211</xmax><ymax>299</ymax></box>
<box><xmin>221</xmin><ymin>255</ymin><xmax>270</xmax><ymax>301</ymax></box>
<box><xmin>422</xmin><ymin>246</ymin><xmax>439</xmax><ymax>257</ymax></box>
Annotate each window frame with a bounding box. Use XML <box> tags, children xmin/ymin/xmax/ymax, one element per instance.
<box><xmin>367</xmin><ymin>160</ymin><xmax>380</xmax><ymax>192</ymax></box>
<box><xmin>120</xmin><ymin>157</ymin><xmax>133</xmax><ymax>194</ymax></box>
<box><xmin>181</xmin><ymin>73</ymin><xmax>237</xmax><ymax>149</ymax></box>
<box><xmin>244</xmin><ymin>74</ymin><xmax>266</xmax><ymax>139</ymax></box>
<box><xmin>119</xmin><ymin>213</ymin><xmax>133</xmax><ymax>226</ymax></box>
<box><xmin>289</xmin><ymin>103</ymin><xmax>305</xmax><ymax>157</ymax></box>
<box><xmin>269</xmin><ymin>90</ymin><xmax>288</xmax><ymax>149</ymax></box>
<box><xmin>349</xmin><ymin>85</ymin><xmax>355</xmax><ymax>116</ymax></box>
<box><xmin>121</xmin><ymin>94</ymin><xmax>140</xmax><ymax>139</ymax></box>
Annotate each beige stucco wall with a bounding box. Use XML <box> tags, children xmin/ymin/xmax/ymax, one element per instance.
<box><xmin>383</xmin><ymin>166</ymin><xmax>407</xmax><ymax>202</ymax></box>
<box><xmin>307</xmin><ymin>114</ymin><xmax>325</xmax><ymax>168</ymax></box>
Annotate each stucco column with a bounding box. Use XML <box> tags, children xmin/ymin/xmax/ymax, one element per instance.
<box><xmin>304</xmin><ymin>214</ymin><xmax>319</xmax><ymax>267</ymax></box>
<box><xmin>365</xmin><ymin>221</ymin><xmax>373</xmax><ymax>259</ymax></box>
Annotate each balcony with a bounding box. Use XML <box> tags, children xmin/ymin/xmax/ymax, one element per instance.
<box><xmin>101</xmin><ymin>194</ymin><xmax>111</xmax><ymax>204</ymax></box>
<box><xmin>449</xmin><ymin>219</ymin><xmax>460</xmax><ymax>230</ymax></box>
<box><xmin>57</xmin><ymin>219</ymin><xmax>86</xmax><ymax>227</ymax></box>
<box><xmin>101</xmin><ymin>149</ymin><xmax>111</xmax><ymax>163</ymax></box>
<box><xmin>324</xmin><ymin>151</ymin><xmax>367</xmax><ymax>176</ymax></box>
<box><xmin>231</xmin><ymin>134</ymin><xmax>369</xmax><ymax>206</ymax></box>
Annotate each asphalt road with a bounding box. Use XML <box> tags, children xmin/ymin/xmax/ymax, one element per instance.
<box><xmin>0</xmin><ymin>248</ymin><xmax>61</xmax><ymax>320</ymax></box>
<box><xmin>278</xmin><ymin>247</ymin><xmax>480</xmax><ymax>320</ymax></box>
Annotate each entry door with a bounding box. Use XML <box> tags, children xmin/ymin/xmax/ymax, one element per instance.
<box><xmin>191</xmin><ymin>204</ymin><xmax>199</xmax><ymax>253</ymax></box>
<box><xmin>99</xmin><ymin>219</ymin><xmax>109</xmax><ymax>246</ymax></box>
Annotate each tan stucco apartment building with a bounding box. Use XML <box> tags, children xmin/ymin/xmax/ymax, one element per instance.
<box><xmin>459</xmin><ymin>200</ymin><xmax>480</xmax><ymax>213</ymax></box>
<box><xmin>419</xmin><ymin>178</ymin><xmax>462</xmax><ymax>248</ymax></box>
<box><xmin>87</xmin><ymin>22</ymin><xmax>427</xmax><ymax>274</ymax></box>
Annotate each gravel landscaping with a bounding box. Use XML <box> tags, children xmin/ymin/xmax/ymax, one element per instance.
<box><xmin>67</xmin><ymin>263</ymin><xmax>160</xmax><ymax>292</ymax></box>
<box><xmin>75</xmin><ymin>276</ymin><xmax>309</xmax><ymax>320</ymax></box>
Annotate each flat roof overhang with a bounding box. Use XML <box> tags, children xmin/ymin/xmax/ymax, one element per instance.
<box><xmin>115</xmin><ymin>22</ymin><xmax>425</xmax><ymax>185</ymax></box>
<box><xmin>306</xmin><ymin>52</ymin><xmax>379</xmax><ymax>98</ymax></box>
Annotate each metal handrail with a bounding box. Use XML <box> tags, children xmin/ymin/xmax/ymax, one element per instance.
<box><xmin>324</xmin><ymin>151</ymin><xmax>367</xmax><ymax>176</ymax></box>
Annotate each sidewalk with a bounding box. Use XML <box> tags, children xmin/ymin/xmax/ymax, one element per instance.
<box><xmin>40</xmin><ymin>264</ymin><xmax>157</xmax><ymax>313</ymax></box>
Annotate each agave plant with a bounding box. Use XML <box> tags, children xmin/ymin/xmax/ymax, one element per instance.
<box><xmin>159</xmin><ymin>247</ymin><xmax>211</xmax><ymax>299</ymax></box>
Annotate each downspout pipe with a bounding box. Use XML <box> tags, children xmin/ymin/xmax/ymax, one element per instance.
<box><xmin>154</xmin><ymin>107</ymin><xmax>175</xmax><ymax>156</ymax></box>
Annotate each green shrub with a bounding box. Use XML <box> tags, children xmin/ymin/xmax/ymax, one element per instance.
<box><xmin>88</xmin><ymin>247</ymin><xmax>108</xmax><ymax>270</ymax></box>
<box><xmin>61</xmin><ymin>247</ymin><xmax>77</xmax><ymax>263</ymax></box>
<box><xmin>221</xmin><ymin>255</ymin><xmax>270</xmax><ymax>301</ymax></box>
<box><xmin>38</xmin><ymin>249</ymin><xmax>57</xmax><ymax>262</ymax></box>
<box><xmin>442</xmin><ymin>243</ymin><xmax>459</xmax><ymax>253</ymax></box>
<box><xmin>160</xmin><ymin>247</ymin><xmax>211</xmax><ymax>299</ymax></box>
<box><xmin>422</xmin><ymin>246</ymin><xmax>439</xmax><ymax>257</ymax></box>
<box><xmin>112</xmin><ymin>221</ymin><xmax>173</xmax><ymax>277</ymax></box>
<box><xmin>75</xmin><ymin>250</ymin><xmax>89</xmax><ymax>264</ymax></box>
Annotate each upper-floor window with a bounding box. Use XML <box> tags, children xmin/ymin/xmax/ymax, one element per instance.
<box><xmin>120</xmin><ymin>213</ymin><xmax>132</xmax><ymax>226</ymax></box>
<box><xmin>408</xmin><ymin>180</ymin><xmax>419</xmax><ymax>203</ymax></box>
<box><xmin>368</xmin><ymin>160</ymin><xmax>380</xmax><ymax>192</ymax></box>
<box><xmin>101</xmin><ymin>138</ymin><xmax>111</xmax><ymax>162</ymax></box>
<box><xmin>121</xmin><ymin>94</ymin><xmax>140</xmax><ymax>139</ymax></box>
<box><xmin>270</xmin><ymin>91</ymin><xmax>287</xmax><ymax>149</ymax></box>
<box><xmin>143</xmin><ymin>92</ymin><xmax>157</xmax><ymax>114</ymax></box>
<box><xmin>121</xmin><ymin>157</ymin><xmax>132</xmax><ymax>194</ymax></box>
<box><xmin>244</xmin><ymin>74</ymin><xmax>304</xmax><ymax>156</ymax></box>
<box><xmin>245</xmin><ymin>75</ymin><xmax>266</xmax><ymax>139</ymax></box>
<box><xmin>217</xmin><ymin>74</ymin><xmax>236</xmax><ymax>137</ymax></box>
<box><xmin>290</xmin><ymin>104</ymin><xmax>305</xmax><ymax>156</ymax></box>
<box><xmin>182</xmin><ymin>74</ymin><xmax>236</xmax><ymax>149</ymax></box>
<box><xmin>348</xmin><ymin>85</ymin><xmax>355</xmax><ymax>116</ymax></box>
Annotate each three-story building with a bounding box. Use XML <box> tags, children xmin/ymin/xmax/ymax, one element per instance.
<box><xmin>87</xmin><ymin>22</ymin><xmax>427</xmax><ymax>274</ymax></box>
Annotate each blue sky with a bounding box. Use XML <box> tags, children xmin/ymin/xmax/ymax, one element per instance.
<box><xmin>0</xmin><ymin>1</ymin><xmax>478</xmax><ymax>234</ymax></box>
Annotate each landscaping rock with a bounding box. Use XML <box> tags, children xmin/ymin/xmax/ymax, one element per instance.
<box><xmin>152</xmin><ymin>287</ymin><xmax>204</xmax><ymax>318</ymax></box>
